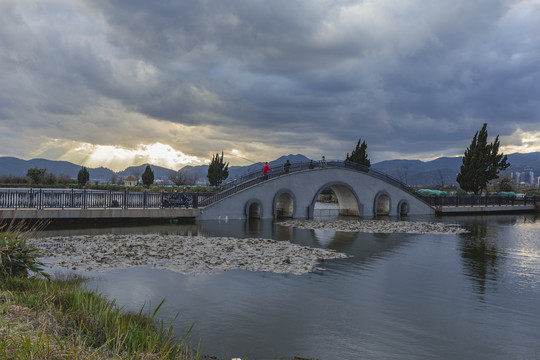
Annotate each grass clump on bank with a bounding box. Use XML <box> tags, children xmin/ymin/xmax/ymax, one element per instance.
<box><xmin>1</xmin><ymin>225</ymin><xmax>201</xmax><ymax>360</ymax></box>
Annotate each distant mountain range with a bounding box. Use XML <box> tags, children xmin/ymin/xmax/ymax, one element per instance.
<box><xmin>1</xmin><ymin>152</ymin><xmax>539</xmax><ymax>186</ymax></box>
<box><xmin>0</xmin><ymin>157</ymin><xmax>177</xmax><ymax>184</ymax></box>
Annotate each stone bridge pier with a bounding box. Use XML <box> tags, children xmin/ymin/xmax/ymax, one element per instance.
<box><xmin>199</xmin><ymin>167</ymin><xmax>434</xmax><ymax>220</ymax></box>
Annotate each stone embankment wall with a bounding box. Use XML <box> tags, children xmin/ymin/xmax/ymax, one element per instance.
<box><xmin>0</xmin><ymin>208</ymin><xmax>199</xmax><ymax>222</ymax></box>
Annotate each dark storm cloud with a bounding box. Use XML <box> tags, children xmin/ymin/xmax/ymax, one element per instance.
<box><xmin>86</xmin><ymin>1</ymin><xmax>539</xmax><ymax>132</ymax></box>
<box><xmin>1</xmin><ymin>0</ymin><xmax>539</xmax><ymax>163</ymax></box>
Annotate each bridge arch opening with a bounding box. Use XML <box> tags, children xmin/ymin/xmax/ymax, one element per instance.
<box><xmin>312</xmin><ymin>183</ymin><xmax>361</xmax><ymax>219</ymax></box>
<box><xmin>275</xmin><ymin>191</ymin><xmax>294</xmax><ymax>218</ymax></box>
<box><xmin>249</xmin><ymin>203</ymin><xmax>260</xmax><ymax>219</ymax></box>
<box><xmin>398</xmin><ymin>201</ymin><xmax>409</xmax><ymax>216</ymax></box>
<box><xmin>245</xmin><ymin>199</ymin><xmax>262</xmax><ymax>219</ymax></box>
<box><xmin>375</xmin><ymin>192</ymin><xmax>391</xmax><ymax>216</ymax></box>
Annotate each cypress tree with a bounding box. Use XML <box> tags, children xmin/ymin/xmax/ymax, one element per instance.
<box><xmin>456</xmin><ymin>123</ymin><xmax>509</xmax><ymax>194</ymax></box>
<box><xmin>207</xmin><ymin>152</ymin><xmax>229</xmax><ymax>187</ymax></box>
<box><xmin>77</xmin><ymin>166</ymin><xmax>90</xmax><ymax>186</ymax></box>
<box><xmin>346</xmin><ymin>138</ymin><xmax>371</xmax><ymax>167</ymax></box>
<box><xmin>142</xmin><ymin>165</ymin><xmax>154</xmax><ymax>188</ymax></box>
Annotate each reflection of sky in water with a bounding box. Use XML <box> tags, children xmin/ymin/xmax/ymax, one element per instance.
<box><xmin>503</xmin><ymin>225</ymin><xmax>540</xmax><ymax>293</ymax></box>
<box><xmin>312</xmin><ymin>228</ymin><xmax>336</xmax><ymax>247</ymax></box>
<box><xmin>455</xmin><ymin>215</ymin><xmax>540</xmax><ymax>295</ymax></box>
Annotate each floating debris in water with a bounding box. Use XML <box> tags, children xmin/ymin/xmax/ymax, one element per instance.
<box><xmin>278</xmin><ymin>219</ymin><xmax>469</xmax><ymax>234</ymax></box>
<box><xmin>28</xmin><ymin>234</ymin><xmax>349</xmax><ymax>275</ymax></box>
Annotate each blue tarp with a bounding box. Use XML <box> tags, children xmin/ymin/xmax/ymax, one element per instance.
<box><xmin>497</xmin><ymin>191</ymin><xmax>516</xmax><ymax>197</ymax></box>
<box><xmin>417</xmin><ymin>189</ymin><xmax>447</xmax><ymax>197</ymax></box>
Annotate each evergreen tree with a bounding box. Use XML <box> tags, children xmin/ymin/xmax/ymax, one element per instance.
<box><xmin>207</xmin><ymin>152</ymin><xmax>229</xmax><ymax>187</ymax></box>
<box><xmin>26</xmin><ymin>167</ymin><xmax>47</xmax><ymax>184</ymax></box>
<box><xmin>456</xmin><ymin>123</ymin><xmax>510</xmax><ymax>194</ymax></box>
<box><xmin>142</xmin><ymin>165</ymin><xmax>154</xmax><ymax>188</ymax></box>
<box><xmin>44</xmin><ymin>173</ymin><xmax>58</xmax><ymax>185</ymax></box>
<box><xmin>77</xmin><ymin>166</ymin><xmax>90</xmax><ymax>186</ymax></box>
<box><xmin>346</xmin><ymin>138</ymin><xmax>371</xmax><ymax>167</ymax></box>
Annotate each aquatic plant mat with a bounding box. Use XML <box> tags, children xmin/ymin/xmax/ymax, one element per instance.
<box><xmin>278</xmin><ymin>219</ymin><xmax>469</xmax><ymax>234</ymax></box>
<box><xmin>28</xmin><ymin>235</ymin><xmax>349</xmax><ymax>275</ymax></box>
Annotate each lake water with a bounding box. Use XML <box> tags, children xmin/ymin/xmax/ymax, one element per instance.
<box><xmin>42</xmin><ymin>213</ymin><xmax>540</xmax><ymax>360</ymax></box>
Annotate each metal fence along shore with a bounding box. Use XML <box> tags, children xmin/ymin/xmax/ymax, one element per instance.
<box><xmin>421</xmin><ymin>194</ymin><xmax>537</xmax><ymax>207</ymax></box>
<box><xmin>0</xmin><ymin>188</ymin><xmax>211</xmax><ymax>210</ymax></box>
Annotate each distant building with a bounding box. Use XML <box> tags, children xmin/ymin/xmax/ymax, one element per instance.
<box><xmin>123</xmin><ymin>175</ymin><xmax>138</xmax><ymax>187</ymax></box>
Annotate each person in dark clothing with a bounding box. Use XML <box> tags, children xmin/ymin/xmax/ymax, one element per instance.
<box><xmin>284</xmin><ymin>160</ymin><xmax>291</xmax><ymax>174</ymax></box>
<box><xmin>309</xmin><ymin>160</ymin><xmax>314</xmax><ymax>169</ymax></box>
<box><xmin>321</xmin><ymin>156</ymin><xmax>327</xmax><ymax>168</ymax></box>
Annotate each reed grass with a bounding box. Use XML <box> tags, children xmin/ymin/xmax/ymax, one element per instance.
<box><xmin>1</xmin><ymin>274</ymin><xmax>202</xmax><ymax>359</ymax></box>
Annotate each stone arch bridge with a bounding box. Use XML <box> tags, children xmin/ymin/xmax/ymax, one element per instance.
<box><xmin>199</xmin><ymin>161</ymin><xmax>434</xmax><ymax>220</ymax></box>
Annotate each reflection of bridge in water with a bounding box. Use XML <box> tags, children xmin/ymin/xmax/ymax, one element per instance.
<box><xmin>199</xmin><ymin>161</ymin><xmax>434</xmax><ymax>220</ymax></box>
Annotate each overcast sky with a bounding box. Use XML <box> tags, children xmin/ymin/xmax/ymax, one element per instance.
<box><xmin>1</xmin><ymin>0</ymin><xmax>539</xmax><ymax>171</ymax></box>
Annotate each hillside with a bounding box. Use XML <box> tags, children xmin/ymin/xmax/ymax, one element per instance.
<box><xmin>372</xmin><ymin>153</ymin><xmax>540</xmax><ymax>186</ymax></box>
<box><xmin>0</xmin><ymin>157</ymin><xmax>115</xmax><ymax>181</ymax></box>
<box><xmin>371</xmin><ymin>157</ymin><xmax>463</xmax><ymax>186</ymax></box>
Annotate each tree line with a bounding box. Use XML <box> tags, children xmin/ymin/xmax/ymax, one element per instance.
<box><xmin>0</xmin><ymin>166</ymin><xmax>99</xmax><ymax>187</ymax></box>
<box><xmin>1</xmin><ymin>165</ymin><xmax>195</xmax><ymax>188</ymax></box>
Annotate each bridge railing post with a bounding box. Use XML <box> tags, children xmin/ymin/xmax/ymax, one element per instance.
<box><xmin>193</xmin><ymin>193</ymin><xmax>198</xmax><ymax>208</ymax></box>
<box><xmin>39</xmin><ymin>189</ymin><xmax>42</xmax><ymax>210</ymax></box>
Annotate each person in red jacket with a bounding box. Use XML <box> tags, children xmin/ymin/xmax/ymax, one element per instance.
<box><xmin>262</xmin><ymin>162</ymin><xmax>272</xmax><ymax>180</ymax></box>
